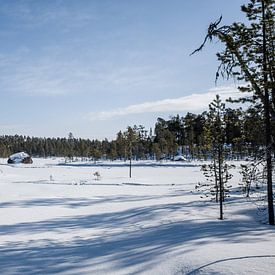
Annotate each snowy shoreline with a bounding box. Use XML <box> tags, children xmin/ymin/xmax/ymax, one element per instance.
<box><xmin>57</xmin><ymin>160</ymin><xmax>201</xmax><ymax>168</ymax></box>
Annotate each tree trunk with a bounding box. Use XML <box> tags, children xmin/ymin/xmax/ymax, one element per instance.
<box><xmin>213</xmin><ymin>157</ymin><xmax>219</xmax><ymax>203</ymax></box>
<box><xmin>218</xmin><ymin>146</ymin><xmax>223</xmax><ymax>220</ymax></box>
<box><xmin>129</xmin><ymin>142</ymin><xmax>132</xmax><ymax>178</ymax></box>
<box><xmin>129</xmin><ymin>157</ymin><xmax>132</xmax><ymax>178</ymax></box>
<box><xmin>262</xmin><ymin>0</ymin><xmax>274</xmax><ymax>225</ymax></box>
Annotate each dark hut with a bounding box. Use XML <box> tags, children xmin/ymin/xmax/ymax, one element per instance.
<box><xmin>7</xmin><ymin>152</ymin><xmax>33</xmax><ymax>164</ymax></box>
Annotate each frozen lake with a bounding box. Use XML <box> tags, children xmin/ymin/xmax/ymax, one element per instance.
<box><xmin>0</xmin><ymin>158</ymin><xmax>274</xmax><ymax>274</ymax></box>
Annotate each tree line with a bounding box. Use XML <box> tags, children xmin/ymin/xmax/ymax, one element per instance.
<box><xmin>0</xmin><ymin>104</ymin><xmax>273</xmax><ymax>161</ymax></box>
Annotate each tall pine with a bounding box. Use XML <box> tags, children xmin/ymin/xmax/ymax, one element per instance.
<box><xmin>192</xmin><ymin>0</ymin><xmax>275</xmax><ymax>225</ymax></box>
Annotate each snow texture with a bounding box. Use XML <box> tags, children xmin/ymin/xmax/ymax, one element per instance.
<box><xmin>0</xmin><ymin>158</ymin><xmax>274</xmax><ymax>274</ymax></box>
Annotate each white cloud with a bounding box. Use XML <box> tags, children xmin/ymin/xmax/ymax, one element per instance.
<box><xmin>0</xmin><ymin>50</ymin><xmax>174</xmax><ymax>97</ymax></box>
<box><xmin>87</xmin><ymin>86</ymin><xmax>248</xmax><ymax>120</ymax></box>
<box><xmin>0</xmin><ymin>1</ymin><xmax>97</xmax><ymax>29</ymax></box>
<box><xmin>0</xmin><ymin>58</ymin><xmax>70</xmax><ymax>97</ymax></box>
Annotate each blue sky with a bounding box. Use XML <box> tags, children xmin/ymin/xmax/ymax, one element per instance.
<box><xmin>0</xmin><ymin>0</ymin><xmax>247</xmax><ymax>139</ymax></box>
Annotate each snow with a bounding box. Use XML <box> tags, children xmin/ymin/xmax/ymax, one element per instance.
<box><xmin>0</xmin><ymin>158</ymin><xmax>274</xmax><ymax>274</ymax></box>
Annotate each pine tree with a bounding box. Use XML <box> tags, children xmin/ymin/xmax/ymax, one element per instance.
<box><xmin>192</xmin><ymin>0</ymin><xmax>275</xmax><ymax>224</ymax></box>
<box><xmin>197</xmin><ymin>95</ymin><xmax>234</xmax><ymax>220</ymax></box>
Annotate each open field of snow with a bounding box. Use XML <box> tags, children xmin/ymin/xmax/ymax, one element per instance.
<box><xmin>0</xmin><ymin>158</ymin><xmax>274</xmax><ymax>274</ymax></box>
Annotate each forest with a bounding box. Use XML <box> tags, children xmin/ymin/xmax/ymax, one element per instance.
<box><xmin>0</xmin><ymin>104</ymin><xmax>274</xmax><ymax>161</ymax></box>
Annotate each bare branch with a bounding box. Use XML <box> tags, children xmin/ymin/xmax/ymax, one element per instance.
<box><xmin>190</xmin><ymin>16</ymin><xmax>223</xmax><ymax>56</ymax></box>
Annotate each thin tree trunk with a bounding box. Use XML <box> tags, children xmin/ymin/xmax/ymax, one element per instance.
<box><xmin>129</xmin><ymin>157</ymin><xmax>132</xmax><ymax>178</ymax></box>
<box><xmin>262</xmin><ymin>0</ymin><xmax>274</xmax><ymax>225</ymax></box>
<box><xmin>214</xmin><ymin>157</ymin><xmax>219</xmax><ymax>203</ymax></box>
<box><xmin>218</xmin><ymin>146</ymin><xmax>223</xmax><ymax>220</ymax></box>
<box><xmin>129</xmin><ymin>142</ymin><xmax>132</xmax><ymax>178</ymax></box>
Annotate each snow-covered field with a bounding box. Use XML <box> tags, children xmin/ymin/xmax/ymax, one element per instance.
<box><xmin>0</xmin><ymin>158</ymin><xmax>274</xmax><ymax>274</ymax></box>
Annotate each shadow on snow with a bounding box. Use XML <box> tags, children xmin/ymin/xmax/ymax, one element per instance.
<box><xmin>0</xmin><ymin>198</ymin><xmax>273</xmax><ymax>274</ymax></box>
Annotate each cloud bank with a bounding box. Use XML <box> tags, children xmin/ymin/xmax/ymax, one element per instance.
<box><xmin>88</xmin><ymin>86</ymin><xmax>247</xmax><ymax>121</ymax></box>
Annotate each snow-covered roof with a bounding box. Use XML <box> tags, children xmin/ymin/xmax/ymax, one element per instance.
<box><xmin>9</xmin><ymin>152</ymin><xmax>30</xmax><ymax>162</ymax></box>
<box><xmin>173</xmin><ymin>155</ymin><xmax>187</xmax><ymax>161</ymax></box>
